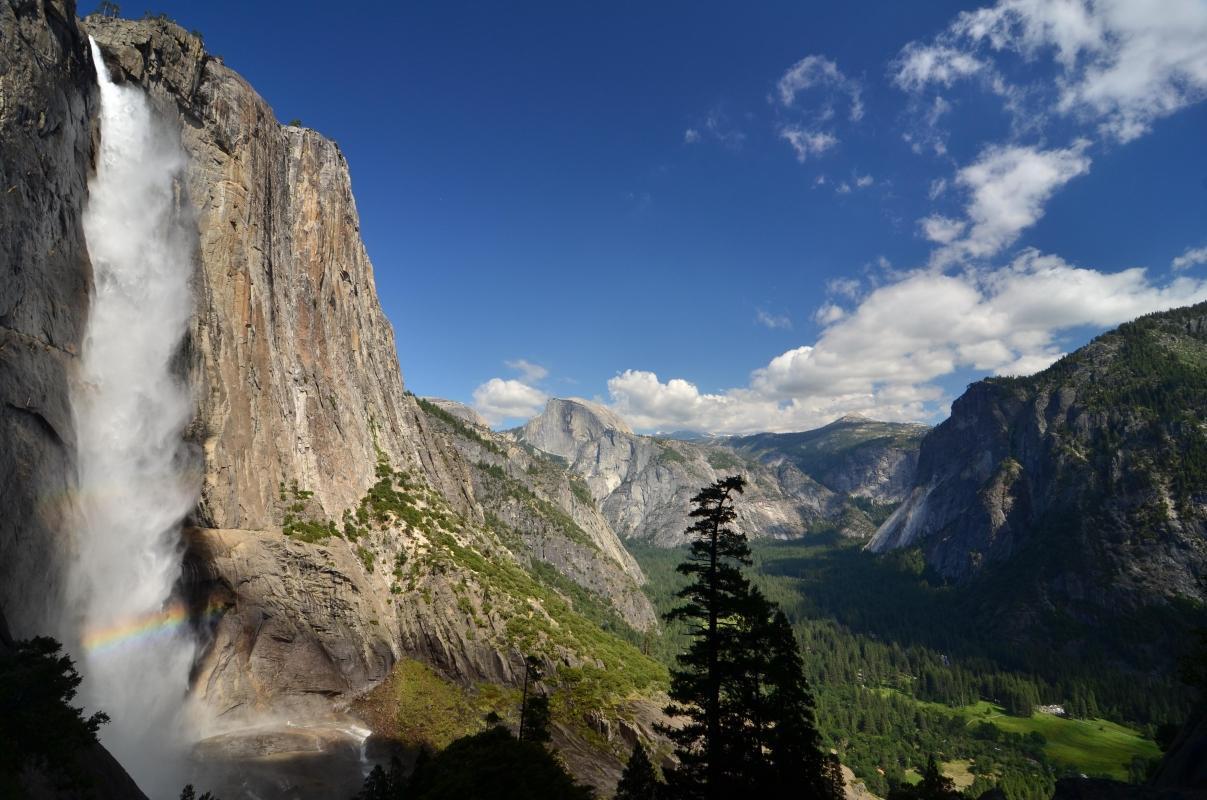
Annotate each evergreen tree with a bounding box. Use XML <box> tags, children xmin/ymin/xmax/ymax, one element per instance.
<box><xmin>760</xmin><ymin>608</ymin><xmax>834</xmax><ymax>798</ymax></box>
<box><xmin>821</xmin><ymin>753</ymin><xmax>847</xmax><ymax>800</ymax></box>
<box><xmin>523</xmin><ymin>694</ymin><xmax>553</xmax><ymax>744</ymax></box>
<box><xmin>518</xmin><ymin>655</ymin><xmax>551</xmax><ymax>743</ymax></box>
<box><xmin>615</xmin><ymin>741</ymin><xmax>661</xmax><ymax>800</ymax></box>
<box><xmin>0</xmin><ymin>636</ymin><xmax>109</xmax><ymax>794</ymax></box>
<box><xmin>353</xmin><ymin>757</ymin><xmax>404</xmax><ymax>800</ymax></box>
<box><xmin>404</xmin><ymin>727</ymin><xmax>592</xmax><ymax>800</ymax></box>
<box><xmin>662</xmin><ymin>475</ymin><xmax>751</xmax><ymax>798</ymax></box>
<box><xmin>886</xmin><ymin>755</ymin><xmax>959</xmax><ymax>800</ymax></box>
<box><xmin>180</xmin><ymin>787</ymin><xmax>219</xmax><ymax>800</ymax></box>
<box><xmin>661</xmin><ymin>476</ymin><xmax>836</xmax><ymax>799</ymax></box>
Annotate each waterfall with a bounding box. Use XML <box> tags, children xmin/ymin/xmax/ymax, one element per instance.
<box><xmin>69</xmin><ymin>37</ymin><xmax>199</xmax><ymax>794</ymax></box>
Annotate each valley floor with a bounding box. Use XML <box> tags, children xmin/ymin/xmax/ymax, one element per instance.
<box><xmin>630</xmin><ymin>536</ymin><xmax>1182</xmax><ymax>799</ymax></box>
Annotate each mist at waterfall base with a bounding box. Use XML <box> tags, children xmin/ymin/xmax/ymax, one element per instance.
<box><xmin>68</xmin><ymin>38</ymin><xmax>199</xmax><ymax>795</ymax></box>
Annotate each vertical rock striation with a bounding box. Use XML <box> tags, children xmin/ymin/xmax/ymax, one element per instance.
<box><xmin>869</xmin><ymin>304</ymin><xmax>1207</xmax><ymax>654</ymax></box>
<box><xmin>83</xmin><ymin>19</ymin><xmax>658</xmax><ymax>764</ymax></box>
<box><xmin>84</xmin><ymin>16</ymin><xmax>471</xmax><ymax>532</ymax></box>
<box><xmin>0</xmin><ymin>0</ymin><xmax>95</xmax><ymax>638</ymax></box>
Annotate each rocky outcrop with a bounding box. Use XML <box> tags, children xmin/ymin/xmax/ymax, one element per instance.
<box><xmin>184</xmin><ymin>528</ymin><xmax>400</xmax><ymax>727</ymax></box>
<box><xmin>729</xmin><ymin>414</ymin><xmax>928</xmax><ymax>504</ymax></box>
<box><xmin>870</xmin><ymin>303</ymin><xmax>1207</xmax><ymax>615</ymax></box>
<box><xmin>0</xmin><ymin>0</ymin><xmax>95</xmax><ymax>639</ymax></box>
<box><xmin>516</xmin><ymin>398</ymin><xmax>837</xmax><ymax>546</ymax></box>
<box><xmin>423</xmin><ymin>397</ymin><xmax>491</xmax><ymax>430</ymax></box>
<box><xmin>414</xmin><ymin>399</ymin><xmax>655</xmax><ymax>628</ymax></box>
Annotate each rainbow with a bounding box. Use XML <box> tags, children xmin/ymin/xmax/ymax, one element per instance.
<box><xmin>83</xmin><ymin>602</ymin><xmax>226</xmax><ymax>656</ymax></box>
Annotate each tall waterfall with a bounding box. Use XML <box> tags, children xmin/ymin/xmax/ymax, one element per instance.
<box><xmin>69</xmin><ymin>38</ymin><xmax>199</xmax><ymax>794</ymax></box>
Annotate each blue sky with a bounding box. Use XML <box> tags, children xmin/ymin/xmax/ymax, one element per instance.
<box><xmin>86</xmin><ymin>1</ymin><xmax>1207</xmax><ymax>432</ymax></box>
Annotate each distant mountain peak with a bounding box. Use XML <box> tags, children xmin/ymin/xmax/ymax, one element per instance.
<box><xmin>541</xmin><ymin>397</ymin><xmax>634</xmax><ymax>436</ymax></box>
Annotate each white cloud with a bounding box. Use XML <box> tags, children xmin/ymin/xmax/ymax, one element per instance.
<box><xmin>603</xmin><ymin>251</ymin><xmax>1207</xmax><ymax>434</ymax></box>
<box><xmin>1172</xmin><ymin>245</ymin><xmax>1207</xmax><ymax>271</ymax></box>
<box><xmin>898</xmin><ymin>0</ymin><xmax>1207</xmax><ymax>143</ymax></box>
<box><xmin>892</xmin><ymin>43</ymin><xmax>987</xmax><ymax>91</ymax></box>
<box><xmin>835</xmin><ymin>173</ymin><xmax>873</xmax><ymax>195</ymax></box>
<box><xmin>779</xmin><ymin>126</ymin><xmax>837</xmax><ymax>162</ymax></box>
<box><xmin>928</xmin><ymin>178</ymin><xmax>948</xmax><ymax>200</ymax></box>
<box><xmin>776</xmin><ymin>54</ymin><xmax>864</xmax><ymax>120</ymax></box>
<box><xmin>505</xmin><ymin>358</ymin><xmax>548</xmax><ymax>382</ymax></box>
<box><xmin>755</xmin><ymin>309</ymin><xmax>793</xmax><ymax>330</ymax></box>
<box><xmin>684</xmin><ymin>128</ymin><xmax>701</xmax><ymax>144</ymax></box>
<box><xmin>471</xmin><ymin>378</ymin><xmax>548</xmax><ymax>426</ymax></box>
<box><xmin>919</xmin><ymin>214</ymin><xmax>967</xmax><ymax>244</ymax></box>
<box><xmin>813</xmin><ymin>303</ymin><xmax>846</xmax><ymax>325</ymax></box>
<box><xmin>932</xmin><ymin>140</ymin><xmax>1091</xmax><ymax>264</ymax></box>
<box><xmin>827</xmin><ymin>277</ymin><xmax>861</xmax><ymax>298</ymax></box>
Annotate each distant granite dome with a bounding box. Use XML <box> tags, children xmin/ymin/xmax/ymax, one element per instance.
<box><xmin>423</xmin><ymin>397</ymin><xmax>492</xmax><ymax>430</ymax></box>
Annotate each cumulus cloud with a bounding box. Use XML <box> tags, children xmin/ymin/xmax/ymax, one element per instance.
<box><xmin>896</xmin><ymin>0</ymin><xmax>1207</xmax><ymax>143</ymax></box>
<box><xmin>930</xmin><ymin>141</ymin><xmax>1091</xmax><ymax>264</ymax></box>
<box><xmin>603</xmin><ymin>252</ymin><xmax>1207</xmax><ymax>434</ymax></box>
<box><xmin>684</xmin><ymin>128</ymin><xmax>701</xmax><ymax>144</ymax></box>
<box><xmin>779</xmin><ymin>126</ymin><xmax>837</xmax><ymax>162</ymax></box>
<box><xmin>1172</xmin><ymin>245</ymin><xmax>1207</xmax><ymax>271</ymax></box>
<box><xmin>755</xmin><ymin>309</ymin><xmax>792</xmax><ymax>330</ymax></box>
<box><xmin>472</xmin><ymin>378</ymin><xmax>548</xmax><ymax>426</ymax></box>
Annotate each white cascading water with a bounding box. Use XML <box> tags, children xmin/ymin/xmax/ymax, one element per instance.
<box><xmin>69</xmin><ymin>38</ymin><xmax>199</xmax><ymax>794</ymax></box>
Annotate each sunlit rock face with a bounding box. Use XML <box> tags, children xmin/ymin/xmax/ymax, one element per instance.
<box><xmin>85</xmin><ymin>16</ymin><xmax>472</xmax><ymax>533</ymax></box>
<box><xmin>83</xmin><ymin>20</ymin><xmax>658</xmax><ymax>790</ymax></box>
<box><xmin>868</xmin><ymin>304</ymin><xmax>1207</xmax><ymax>670</ymax></box>
<box><xmin>516</xmin><ymin>398</ymin><xmax>840</xmax><ymax>546</ymax></box>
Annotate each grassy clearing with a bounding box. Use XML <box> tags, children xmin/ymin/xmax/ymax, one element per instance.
<box><xmin>358</xmin><ymin>657</ymin><xmax>519</xmax><ymax>750</ymax></box>
<box><xmin>904</xmin><ymin>760</ymin><xmax>976</xmax><ymax>789</ymax></box>
<box><xmin>900</xmin><ymin>693</ymin><xmax>1159</xmax><ymax>780</ymax></box>
<box><xmin>991</xmin><ymin>709</ymin><xmax>1159</xmax><ymax>779</ymax></box>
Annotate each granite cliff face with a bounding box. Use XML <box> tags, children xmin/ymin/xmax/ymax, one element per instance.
<box><xmin>516</xmin><ymin>397</ymin><xmax>840</xmax><ymax>546</ymax></box>
<box><xmin>0</xmin><ymin>9</ymin><xmax>664</xmax><ymax>794</ymax></box>
<box><xmin>83</xmin><ymin>15</ymin><xmax>472</xmax><ymax>533</ymax></box>
<box><xmin>871</xmin><ymin>303</ymin><xmax>1207</xmax><ymax>614</ymax></box>
<box><xmin>0</xmin><ymin>0</ymin><xmax>95</xmax><ymax>640</ymax></box>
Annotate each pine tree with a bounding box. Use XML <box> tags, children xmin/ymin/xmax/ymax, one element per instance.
<box><xmin>615</xmin><ymin>741</ymin><xmax>661</xmax><ymax>800</ymax></box>
<box><xmin>662</xmin><ymin>475</ymin><xmax>751</xmax><ymax>798</ymax></box>
<box><xmin>518</xmin><ymin>655</ymin><xmax>551</xmax><ymax>743</ymax></box>
<box><xmin>887</xmin><ymin>755</ymin><xmax>959</xmax><ymax>800</ymax></box>
<box><xmin>353</xmin><ymin>759</ymin><xmax>404</xmax><ymax>800</ymax></box>
<box><xmin>661</xmin><ymin>476</ymin><xmax>835</xmax><ymax>799</ymax></box>
<box><xmin>760</xmin><ymin>608</ymin><xmax>835</xmax><ymax>798</ymax></box>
